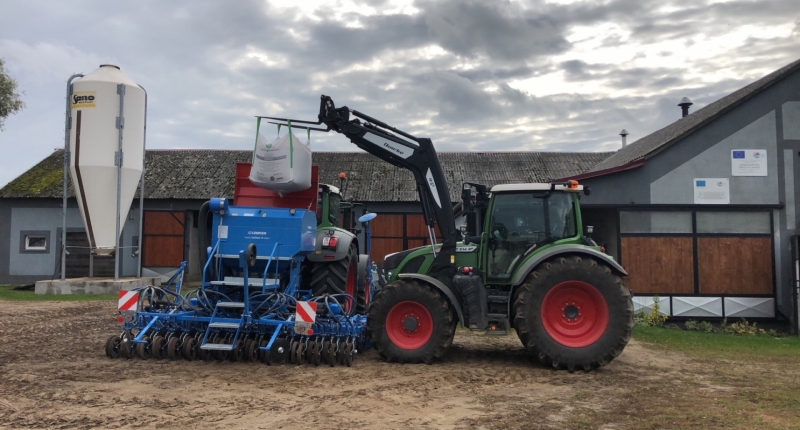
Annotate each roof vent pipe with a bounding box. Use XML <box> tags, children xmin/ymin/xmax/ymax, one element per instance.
<box><xmin>620</xmin><ymin>129</ymin><xmax>629</xmax><ymax>148</ymax></box>
<box><xmin>678</xmin><ymin>97</ymin><xmax>693</xmax><ymax>117</ymax></box>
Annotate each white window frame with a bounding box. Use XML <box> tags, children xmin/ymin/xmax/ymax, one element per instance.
<box><xmin>25</xmin><ymin>235</ymin><xmax>47</xmax><ymax>251</ymax></box>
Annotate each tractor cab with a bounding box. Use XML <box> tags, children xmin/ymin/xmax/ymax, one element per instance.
<box><xmin>483</xmin><ymin>183</ymin><xmax>583</xmax><ymax>281</ymax></box>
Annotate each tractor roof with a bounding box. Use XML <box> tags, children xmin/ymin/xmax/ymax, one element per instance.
<box><xmin>490</xmin><ymin>183</ymin><xmax>584</xmax><ymax>193</ymax></box>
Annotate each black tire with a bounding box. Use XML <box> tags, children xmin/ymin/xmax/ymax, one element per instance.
<box><xmin>513</xmin><ymin>255</ymin><xmax>633</xmax><ymax>372</ymax></box>
<box><xmin>105</xmin><ymin>335</ymin><xmax>121</xmax><ymax>359</ymax></box>
<box><xmin>310</xmin><ymin>245</ymin><xmax>358</xmax><ymax>304</ymax></box>
<box><xmin>366</xmin><ymin>280</ymin><xmax>455</xmax><ymax>364</ymax></box>
<box><xmin>356</xmin><ymin>254</ymin><xmax>371</xmax><ymax>314</ymax></box>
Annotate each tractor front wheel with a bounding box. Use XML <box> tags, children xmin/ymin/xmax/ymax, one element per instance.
<box><xmin>367</xmin><ymin>280</ymin><xmax>454</xmax><ymax>364</ymax></box>
<box><xmin>513</xmin><ymin>255</ymin><xmax>633</xmax><ymax>371</ymax></box>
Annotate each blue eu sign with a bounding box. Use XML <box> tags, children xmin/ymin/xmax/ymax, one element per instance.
<box><xmin>696</xmin><ymin>180</ymin><xmax>706</xmax><ymax>187</ymax></box>
<box><xmin>732</xmin><ymin>151</ymin><xmax>745</xmax><ymax>159</ymax></box>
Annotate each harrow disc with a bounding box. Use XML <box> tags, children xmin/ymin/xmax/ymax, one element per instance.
<box><xmin>231</xmin><ymin>339</ymin><xmax>245</xmax><ymax>362</ymax></box>
<box><xmin>119</xmin><ymin>333</ymin><xmax>134</xmax><ymax>359</ymax></box>
<box><xmin>167</xmin><ymin>337</ymin><xmax>182</xmax><ymax>360</ymax></box>
<box><xmin>289</xmin><ymin>341</ymin><xmax>299</xmax><ymax>364</ymax></box>
<box><xmin>105</xmin><ymin>335</ymin><xmax>121</xmax><ymax>359</ymax></box>
<box><xmin>327</xmin><ymin>342</ymin><xmax>336</xmax><ymax>367</ymax></box>
<box><xmin>272</xmin><ymin>339</ymin><xmax>290</xmax><ymax>364</ymax></box>
<box><xmin>136</xmin><ymin>336</ymin><xmax>152</xmax><ymax>360</ymax></box>
<box><xmin>151</xmin><ymin>336</ymin><xmax>166</xmax><ymax>360</ymax></box>
<box><xmin>343</xmin><ymin>342</ymin><xmax>354</xmax><ymax>367</ymax></box>
<box><xmin>183</xmin><ymin>337</ymin><xmax>198</xmax><ymax>361</ymax></box>
<box><xmin>311</xmin><ymin>341</ymin><xmax>322</xmax><ymax>367</ymax></box>
<box><xmin>245</xmin><ymin>339</ymin><xmax>259</xmax><ymax>362</ymax></box>
<box><xmin>259</xmin><ymin>340</ymin><xmax>271</xmax><ymax>365</ymax></box>
<box><xmin>321</xmin><ymin>340</ymin><xmax>331</xmax><ymax>365</ymax></box>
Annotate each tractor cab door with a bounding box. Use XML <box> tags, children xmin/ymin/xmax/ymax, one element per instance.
<box><xmin>483</xmin><ymin>191</ymin><xmax>577</xmax><ymax>283</ymax></box>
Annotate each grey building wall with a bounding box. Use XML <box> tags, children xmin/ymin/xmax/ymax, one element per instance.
<box><xmin>580</xmin><ymin>67</ymin><xmax>800</xmax><ymax>320</ymax></box>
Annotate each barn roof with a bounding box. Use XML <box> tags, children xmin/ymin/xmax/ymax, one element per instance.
<box><xmin>0</xmin><ymin>150</ymin><xmax>611</xmax><ymax>202</ymax></box>
<box><xmin>587</xmin><ymin>57</ymin><xmax>800</xmax><ymax>176</ymax></box>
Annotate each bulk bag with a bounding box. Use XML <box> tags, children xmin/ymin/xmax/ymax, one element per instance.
<box><xmin>249</xmin><ymin>125</ymin><xmax>312</xmax><ymax>195</ymax></box>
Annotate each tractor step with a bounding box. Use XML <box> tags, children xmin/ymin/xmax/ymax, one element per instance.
<box><xmin>200</xmin><ymin>343</ymin><xmax>235</xmax><ymax>351</ymax></box>
<box><xmin>215</xmin><ymin>302</ymin><xmax>245</xmax><ymax>308</ymax></box>
<box><xmin>209</xmin><ymin>322</ymin><xmax>241</xmax><ymax>329</ymax></box>
<box><xmin>487</xmin><ymin>313</ymin><xmax>507</xmax><ymax>319</ymax></box>
<box><xmin>487</xmin><ymin>295</ymin><xmax>509</xmax><ymax>303</ymax></box>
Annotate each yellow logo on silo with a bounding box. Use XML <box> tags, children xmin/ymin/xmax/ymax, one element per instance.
<box><xmin>71</xmin><ymin>91</ymin><xmax>96</xmax><ymax>108</ymax></box>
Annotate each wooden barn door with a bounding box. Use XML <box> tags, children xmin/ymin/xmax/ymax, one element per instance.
<box><xmin>369</xmin><ymin>213</ymin><xmax>443</xmax><ymax>262</ymax></box>
<box><xmin>142</xmin><ymin>211</ymin><xmax>185</xmax><ymax>267</ymax></box>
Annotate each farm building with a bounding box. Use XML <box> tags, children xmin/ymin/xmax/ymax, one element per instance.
<box><xmin>1</xmin><ymin>58</ymin><xmax>799</xmax><ymax>328</ymax></box>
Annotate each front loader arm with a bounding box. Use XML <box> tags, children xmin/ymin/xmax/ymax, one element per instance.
<box><xmin>260</xmin><ymin>95</ymin><xmax>457</xmax><ymax>277</ymax></box>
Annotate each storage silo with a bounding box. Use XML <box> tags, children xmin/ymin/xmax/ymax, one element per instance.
<box><xmin>68</xmin><ymin>65</ymin><xmax>145</xmax><ymax>255</ymax></box>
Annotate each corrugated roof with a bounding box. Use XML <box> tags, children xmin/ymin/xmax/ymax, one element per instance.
<box><xmin>590</xmin><ymin>57</ymin><xmax>800</xmax><ymax>173</ymax></box>
<box><xmin>1</xmin><ymin>150</ymin><xmax>611</xmax><ymax>202</ymax></box>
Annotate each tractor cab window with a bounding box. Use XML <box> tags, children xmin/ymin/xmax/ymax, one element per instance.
<box><xmin>328</xmin><ymin>193</ymin><xmax>341</xmax><ymax>226</ymax></box>
<box><xmin>486</xmin><ymin>192</ymin><xmax>577</xmax><ymax>280</ymax></box>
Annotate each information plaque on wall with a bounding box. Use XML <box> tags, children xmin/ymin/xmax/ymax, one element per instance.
<box><xmin>694</xmin><ymin>178</ymin><xmax>730</xmax><ymax>204</ymax></box>
<box><xmin>731</xmin><ymin>150</ymin><xmax>767</xmax><ymax>176</ymax></box>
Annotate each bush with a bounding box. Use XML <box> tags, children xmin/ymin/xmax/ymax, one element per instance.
<box><xmin>635</xmin><ymin>296</ymin><xmax>668</xmax><ymax>327</ymax></box>
<box><xmin>682</xmin><ymin>318</ymin><xmax>783</xmax><ymax>337</ymax></box>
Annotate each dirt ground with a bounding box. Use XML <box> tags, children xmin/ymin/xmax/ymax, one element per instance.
<box><xmin>0</xmin><ymin>300</ymin><xmax>793</xmax><ymax>430</ymax></box>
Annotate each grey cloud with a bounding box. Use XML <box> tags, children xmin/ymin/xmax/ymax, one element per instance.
<box><xmin>422</xmin><ymin>0</ymin><xmax>570</xmax><ymax>62</ymax></box>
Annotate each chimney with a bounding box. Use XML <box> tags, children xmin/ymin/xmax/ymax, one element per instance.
<box><xmin>678</xmin><ymin>97</ymin><xmax>693</xmax><ymax>118</ymax></box>
<box><xmin>620</xmin><ymin>129</ymin><xmax>629</xmax><ymax>148</ymax></box>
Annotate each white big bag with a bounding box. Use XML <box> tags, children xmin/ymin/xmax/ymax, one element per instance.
<box><xmin>249</xmin><ymin>126</ymin><xmax>312</xmax><ymax>195</ymax></box>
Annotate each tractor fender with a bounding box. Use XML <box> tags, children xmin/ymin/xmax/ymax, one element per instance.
<box><xmin>306</xmin><ymin>229</ymin><xmax>358</xmax><ymax>263</ymax></box>
<box><xmin>398</xmin><ymin>273</ymin><xmax>465</xmax><ymax>327</ymax></box>
<box><xmin>510</xmin><ymin>245</ymin><xmax>628</xmax><ymax>286</ymax></box>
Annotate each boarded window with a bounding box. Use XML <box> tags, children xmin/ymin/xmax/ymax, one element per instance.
<box><xmin>621</xmin><ymin>237</ymin><xmax>694</xmax><ymax>294</ymax></box>
<box><xmin>143</xmin><ymin>211</ymin><xmax>185</xmax><ymax>267</ymax></box>
<box><xmin>620</xmin><ymin>211</ymin><xmax>692</xmax><ymax>234</ymax></box>
<box><xmin>696</xmin><ymin>212</ymin><xmax>770</xmax><ymax>234</ymax></box>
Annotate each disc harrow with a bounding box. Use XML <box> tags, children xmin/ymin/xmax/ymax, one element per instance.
<box><xmin>106</xmin><ymin>200</ymin><xmax>370</xmax><ymax>366</ymax></box>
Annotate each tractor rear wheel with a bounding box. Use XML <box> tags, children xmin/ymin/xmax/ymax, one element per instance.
<box><xmin>310</xmin><ymin>245</ymin><xmax>358</xmax><ymax>313</ymax></box>
<box><xmin>367</xmin><ymin>280</ymin><xmax>454</xmax><ymax>364</ymax></box>
<box><xmin>513</xmin><ymin>255</ymin><xmax>633</xmax><ymax>371</ymax></box>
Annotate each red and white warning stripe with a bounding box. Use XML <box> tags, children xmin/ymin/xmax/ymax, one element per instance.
<box><xmin>295</xmin><ymin>301</ymin><xmax>317</xmax><ymax>323</ymax></box>
<box><xmin>118</xmin><ymin>290</ymin><xmax>139</xmax><ymax>312</ymax></box>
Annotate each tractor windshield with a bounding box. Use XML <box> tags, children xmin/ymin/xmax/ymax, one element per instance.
<box><xmin>486</xmin><ymin>192</ymin><xmax>577</xmax><ymax>280</ymax></box>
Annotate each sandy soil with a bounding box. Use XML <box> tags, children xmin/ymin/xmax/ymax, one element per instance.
<box><xmin>0</xmin><ymin>300</ymin><xmax>707</xmax><ymax>429</ymax></box>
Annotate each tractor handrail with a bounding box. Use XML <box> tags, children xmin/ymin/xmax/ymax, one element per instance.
<box><xmin>202</xmin><ymin>239</ymin><xmax>222</xmax><ymax>287</ymax></box>
<box><xmin>261</xmin><ymin>242</ymin><xmax>282</xmax><ymax>291</ymax></box>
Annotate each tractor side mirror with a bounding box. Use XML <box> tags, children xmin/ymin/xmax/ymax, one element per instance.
<box><xmin>584</xmin><ymin>187</ymin><xmax>592</xmax><ymax>196</ymax></box>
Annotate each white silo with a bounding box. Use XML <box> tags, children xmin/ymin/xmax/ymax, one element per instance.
<box><xmin>68</xmin><ymin>65</ymin><xmax>145</xmax><ymax>257</ymax></box>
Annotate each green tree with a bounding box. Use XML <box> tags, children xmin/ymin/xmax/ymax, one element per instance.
<box><xmin>0</xmin><ymin>58</ymin><xmax>25</xmax><ymax>131</ymax></box>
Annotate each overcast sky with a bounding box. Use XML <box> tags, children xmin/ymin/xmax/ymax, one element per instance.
<box><xmin>1</xmin><ymin>0</ymin><xmax>798</xmax><ymax>187</ymax></box>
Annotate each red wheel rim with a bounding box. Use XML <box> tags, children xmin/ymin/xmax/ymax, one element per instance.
<box><xmin>345</xmin><ymin>260</ymin><xmax>356</xmax><ymax>313</ymax></box>
<box><xmin>541</xmin><ymin>281</ymin><xmax>609</xmax><ymax>348</ymax></box>
<box><xmin>386</xmin><ymin>301</ymin><xmax>433</xmax><ymax>350</ymax></box>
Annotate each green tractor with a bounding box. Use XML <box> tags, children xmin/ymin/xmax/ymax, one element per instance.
<box><xmin>368</xmin><ymin>182</ymin><xmax>633</xmax><ymax>371</ymax></box>
<box><xmin>305</xmin><ymin>183</ymin><xmax>372</xmax><ymax>314</ymax></box>
<box><xmin>263</xmin><ymin>95</ymin><xmax>634</xmax><ymax>371</ymax></box>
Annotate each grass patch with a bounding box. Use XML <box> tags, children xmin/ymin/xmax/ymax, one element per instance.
<box><xmin>633</xmin><ymin>325</ymin><xmax>800</xmax><ymax>362</ymax></box>
<box><xmin>0</xmin><ymin>285</ymin><xmax>117</xmax><ymax>301</ymax></box>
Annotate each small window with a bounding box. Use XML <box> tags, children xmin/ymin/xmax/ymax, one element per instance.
<box><xmin>620</xmin><ymin>211</ymin><xmax>692</xmax><ymax>234</ymax></box>
<box><xmin>25</xmin><ymin>235</ymin><xmax>47</xmax><ymax>251</ymax></box>
<box><xmin>696</xmin><ymin>212</ymin><xmax>770</xmax><ymax>234</ymax></box>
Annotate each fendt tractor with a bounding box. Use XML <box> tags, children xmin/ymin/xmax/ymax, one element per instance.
<box><xmin>106</xmin><ymin>95</ymin><xmax>633</xmax><ymax>371</ymax></box>
<box><xmin>265</xmin><ymin>96</ymin><xmax>635</xmax><ymax>371</ymax></box>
